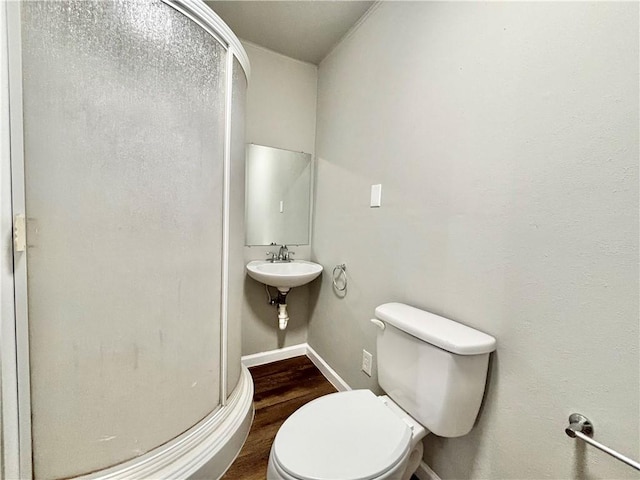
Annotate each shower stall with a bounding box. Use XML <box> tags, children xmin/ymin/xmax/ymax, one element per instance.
<box><xmin>0</xmin><ymin>1</ymin><xmax>252</xmax><ymax>479</ymax></box>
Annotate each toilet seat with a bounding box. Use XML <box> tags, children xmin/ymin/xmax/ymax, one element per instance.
<box><xmin>271</xmin><ymin>390</ymin><xmax>412</xmax><ymax>480</ymax></box>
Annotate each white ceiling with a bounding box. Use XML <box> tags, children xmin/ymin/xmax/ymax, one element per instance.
<box><xmin>205</xmin><ymin>1</ymin><xmax>375</xmax><ymax>65</ymax></box>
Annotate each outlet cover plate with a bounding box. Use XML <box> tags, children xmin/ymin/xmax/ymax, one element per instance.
<box><xmin>362</xmin><ymin>349</ymin><xmax>373</xmax><ymax>376</ymax></box>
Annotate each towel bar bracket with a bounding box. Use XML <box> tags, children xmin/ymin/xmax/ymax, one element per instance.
<box><xmin>565</xmin><ymin>413</ymin><xmax>593</xmax><ymax>438</ymax></box>
<box><xmin>565</xmin><ymin>413</ymin><xmax>640</xmax><ymax>472</ymax></box>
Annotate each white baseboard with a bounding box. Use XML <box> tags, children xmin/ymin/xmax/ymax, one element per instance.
<box><xmin>305</xmin><ymin>344</ymin><xmax>351</xmax><ymax>392</ymax></box>
<box><xmin>241</xmin><ymin>343</ymin><xmax>351</xmax><ymax>392</ymax></box>
<box><xmin>241</xmin><ymin>343</ymin><xmax>307</xmax><ymax>368</ymax></box>
<box><xmin>414</xmin><ymin>461</ymin><xmax>441</xmax><ymax>480</ymax></box>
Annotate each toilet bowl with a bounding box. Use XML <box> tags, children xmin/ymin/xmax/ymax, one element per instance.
<box><xmin>267</xmin><ymin>390</ymin><xmax>426</xmax><ymax>480</ymax></box>
<box><xmin>267</xmin><ymin>303</ymin><xmax>497</xmax><ymax>480</ymax></box>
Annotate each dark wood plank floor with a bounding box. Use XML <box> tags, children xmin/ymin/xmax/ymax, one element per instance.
<box><xmin>221</xmin><ymin>356</ymin><xmax>337</xmax><ymax>479</ymax></box>
<box><xmin>221</xmin><ymin>356</ymin><xmax>421</xmax><ymax>480</ymax></box>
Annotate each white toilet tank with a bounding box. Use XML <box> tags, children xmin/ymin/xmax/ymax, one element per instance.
<box><xmin>374</xmin><ymin>303</ymin><xmax>496</xmax><ymax>438</ymax></box>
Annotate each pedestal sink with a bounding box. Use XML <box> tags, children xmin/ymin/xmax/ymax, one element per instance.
<box><xmin>246</xmin><ymin>260</ymin><xmax>323</xmax><ymax>331</ymax></box>
<box><xmin>246</xmin><ymin>260</ymin><xmax>323</xmax><ymax>292</ymax></box>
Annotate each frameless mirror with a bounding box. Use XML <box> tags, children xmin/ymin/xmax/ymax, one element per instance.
<box><xmin>245</xmin><ymin>144</ymin><xmax>312</xmax><ymax>246</ymax></box>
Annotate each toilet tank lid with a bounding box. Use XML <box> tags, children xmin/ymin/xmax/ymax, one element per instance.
<box><xmin>375</xmin><ymin>303</ymin><xmax>496</xmax><ymax>355</ymax></box>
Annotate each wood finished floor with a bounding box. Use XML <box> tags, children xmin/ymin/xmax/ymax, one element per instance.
<box><xmin>221</xmin><ymin>356</ymin><xmax>337</xmax><ymax>479</ymax></box>
<box><xmin>221</xmin><ymin>356</ymin><xmax>421</xmax><ymax>480</ymax></box>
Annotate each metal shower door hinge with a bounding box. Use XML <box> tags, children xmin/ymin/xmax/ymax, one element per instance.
<box><xmin>13</xmin><ymin>214</ymin><xmax>26</xmax><ymax>252</ymax></box>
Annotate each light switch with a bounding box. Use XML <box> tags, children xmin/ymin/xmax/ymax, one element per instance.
<box><xmin>370</xmin><ymin>184</ymin><xmax>382</xmax><ymax>207</ymax></box>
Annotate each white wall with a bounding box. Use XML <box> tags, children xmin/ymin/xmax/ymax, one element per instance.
<box><xmin>243</xmin><ymin>41</ymin><xmax>317</xmax><ymax>154</ymax></box>
<box><xmin>310</xmin><ymin>3</ymin><xmax>639</xmax><ymax>479</ymax></box>
<box><xmin>241</xmin><ymin>41</ymin><xmax>318</xmax><ymax>355</ymax></box>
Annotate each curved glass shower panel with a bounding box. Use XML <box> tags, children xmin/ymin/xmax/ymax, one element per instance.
<box><xmin>227</xmin><ymin>57</ymin><xmax>248</xmax><ymax>397</ymax></box>
<box><xmin>21</xmin><ymin>1</ymin><xmax>225</xmax><ymax>478</ymax></box>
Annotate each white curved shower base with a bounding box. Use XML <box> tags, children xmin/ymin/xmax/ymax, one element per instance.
<box><xmin>75</xmin><ymin>366</ymin><xmax>254</xmax><ymax>480</ymax></box>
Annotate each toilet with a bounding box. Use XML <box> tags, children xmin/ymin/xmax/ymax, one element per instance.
<box><xmin>267</xmin><ymin>302</ymin><xmax>497</xmax><ymax>480</ymax></box>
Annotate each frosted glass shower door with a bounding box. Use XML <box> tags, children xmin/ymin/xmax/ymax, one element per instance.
<box><xmin>19</xmin><ymin>1</ymin><xmax>227</xmax><ymax>479</ymax></box>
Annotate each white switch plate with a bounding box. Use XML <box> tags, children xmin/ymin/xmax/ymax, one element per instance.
<box><xmin>370</xmin><ymin>184</ymin><xmax>382</xmax><ymax>207</ymax></box>
<box><xmin>362</xmin><ymin>349</ymin><xmax>373</xmax><ymax>376</ymax></box>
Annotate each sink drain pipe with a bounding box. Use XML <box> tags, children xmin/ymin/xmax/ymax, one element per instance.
<box><xmin>265</xmin><ymin>285</ymin><xmax>290</xmax><ymax>330</ymax></box>
<box><xmin>276</xmin><ymin>290</ymin><xmax>289</xmax><ymax>330</ymax></box>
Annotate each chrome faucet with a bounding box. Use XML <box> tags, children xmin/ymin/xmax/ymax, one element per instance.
<box><xmin>265</xmin><ymin>251</ymin><xmax>277</xmax><ymax>262</ymax></box>
<box><xmin>277</xmin><ymin>245</ymin><xmax>295</xmax><ymax>262</ymax></box>
<box><xmin>266</xmin><ymin>244</ymin><xmax>295</xmax><ymax>262</ymax></box>
<box><xmin>266</xmin><ymin>242</ymin><xmax>278</xmax><ymax>262</ymax></box>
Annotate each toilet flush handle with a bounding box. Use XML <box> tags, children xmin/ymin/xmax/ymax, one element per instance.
<box><xmin>370</xmin><ymin>318</ymin><xmax>386</xmax><ymax>330</ymax></box>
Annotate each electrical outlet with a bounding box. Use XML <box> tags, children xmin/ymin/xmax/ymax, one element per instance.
<box><xmin>362</xmin><ymin>349</ymin><xmax>373</xmax><ymax>376</ymax></box>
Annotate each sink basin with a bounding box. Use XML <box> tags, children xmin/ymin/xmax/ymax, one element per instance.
<box><xmin>246</xmin><ymin>260</ymin><xmax>323</xmax><ymax>290</ymax></box>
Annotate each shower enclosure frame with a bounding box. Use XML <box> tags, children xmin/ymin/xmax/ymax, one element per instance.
<box><xmin>0</xmin><ymin>1</ymin><xmax>252</xmax><ymax>479</ymax></box>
